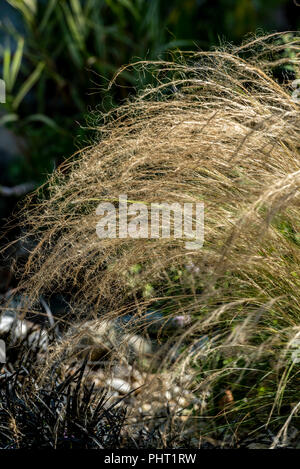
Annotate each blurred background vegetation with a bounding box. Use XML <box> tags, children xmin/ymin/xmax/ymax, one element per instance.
<box><xmin>0</xmin><ymin>0</ymin><xmax>299</xmax><ymax>221</ymax></box>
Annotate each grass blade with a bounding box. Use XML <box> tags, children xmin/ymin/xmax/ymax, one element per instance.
<box><xmin>10</xmin><ymin>37</ymin><xmax>24</xmax><ymax>90</ymax></box>
<box><xmin>3</xmin><ymin>45</ymin><xmax>11</xmax><ymax>92</ymax></box>
<box><xmin>12</xmin><ymin>61</ymin><xmax>45</xmax><ymax>110</ymax></box>
<box><xmin>39</xmin><ymin>0</ymin><xmax>58</xmax><ymax>32</ymax></box>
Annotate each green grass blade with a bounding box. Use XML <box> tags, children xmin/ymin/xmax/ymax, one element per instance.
<box><xmin>12</xmin><ymin>61</ymin><xmax>45</xmax><ymax>110</ymax></box>
<box><xmin>61</xmin><ymin>2</ymin><xmax>85</xmax><ymax>51</ymax></box>
<box><xmin>6</xmin><ymin>0</ymin><xmax>36</xmax><ymax>25</ymax></box>
<box><xmin>118</xmin><ymin>0</ymin><xmax>140</xmax><ymax>21</ymax></box>
<box><xmin>39</xmin><ymin>0</ymin><xmax>58</xmax><ymax>32</ymax></box>
<box><xmin>3</xmin><ymin>45</ymin><xmax>11</xmax><ymax>91</ymax></box>
<box><xmin>10</xmin><ymin>37</ymin><xmax>24</xmax><ymax>90</ymax></box>
<box><xmin>23</xmin><ymin>113</ymin><xmax>69</xmax><ymax>134</ymax></box>
<box><xmin>70</xmin><ymin>0</ymin><xmax>85</xmax><ymax>35</ymax></box>
<box><xmin>0</xmin><ymin>113</ymin><xmax>19</xmax><ymax>126</ymax></box>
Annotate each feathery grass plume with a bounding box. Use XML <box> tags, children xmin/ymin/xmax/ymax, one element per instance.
<box><xmin>8</xmin><ymin>33</ymin><xmax>300</xmax><ymax>441</ymax></box>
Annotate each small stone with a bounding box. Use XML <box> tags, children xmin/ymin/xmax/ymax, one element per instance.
<box><xmin>132</xmin><ymin>368</ymin><xmax>143</xmax><ymax>381</ymax></box>
<box><xmin>142</xmin><ymin>403</ymin><xmax>151</xmax><ymax>412</ymax></box>
<box><xmin>126</xmin><ymin>334</ymin><xmax>152</xmax><ymax>356</ymax></box>
<box><xmin>106</xmin><ymin>377</ymin><xmax>131</xmax><ymax>394</ymax></box>
<box><xmin>165</xmin><ymin>391</ymin><xmax>172</xmax><ymax>400</ymax></box>
<box><xmin>173</xmin><ymin>385</ymin><xmax>181</xmax><ymax>395</ymax></box>
<box><xmin>132</xmin><ymin>381</ymin><xmax>143</xmax><ymax>392</ymax></box>
<box><xmin>0</xmin><ymin>312</ymin><xmax>15</xmax><ymax>333</ymax></box>
<box><xmin>177</xmin><ymin>397</ymin><xmax>187</xmax><ymax>407</ymax></box>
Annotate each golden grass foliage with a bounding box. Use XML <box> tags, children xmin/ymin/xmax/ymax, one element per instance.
<box><xmin>11</xmin><ymin>33</ymin><xmax>300</xmax><ymax>436</ymax></box>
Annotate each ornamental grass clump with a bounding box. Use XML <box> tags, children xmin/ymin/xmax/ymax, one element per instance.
<box><xmin>7</xmin><ymin>33</ymin><xmax>300</xmax><ymax>441</ymax></box>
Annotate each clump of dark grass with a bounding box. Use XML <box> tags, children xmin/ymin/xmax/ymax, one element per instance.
<box><xmin>0</xmin><ymin>319</ymin><xmax>128</xmax><ymax>449</ymax></box>
<box><xmin>0</xmin><ymin>324</ymin><xmax>192</xmax><ymax>449</ymax></box>
<box><xmin>0</xmin><ymin>354</ymin><xmax>127</xmax><ymax>449</ymax></box>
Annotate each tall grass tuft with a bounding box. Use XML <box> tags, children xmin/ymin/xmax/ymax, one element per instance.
<box><xmin>7</xmin><ymin>33</ymin><xmax>300</xmax><ymax>442</ymax></box>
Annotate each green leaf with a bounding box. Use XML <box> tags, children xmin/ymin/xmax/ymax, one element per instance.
<box><xmin>0</xmin><ymin>113</ymin><xmax>19</xmax><ymax>126</ymax></box>
<box><xmin>10</xmin><ymin>37</ymin><xmax>24</xmax><ymax>90</ymax></box>
<box><xmin>6</xmin><ymin>0</ymin><xmax>36</xmax><ymax>25</ymax></box>
<box><xmin>70</xmin><ymin>0</ymin><xmax>86</xmax><ymax>35</ymax></box>
<box><xmin>3</xmin><ymin>46</ymin><xmax>11</xmax><ymax>91</ymax></box>
<box><xmin>23</xmin><ymin>0</ymin><xmax>37</xmax><ymax>14</ymax></box>
<box><xmin>118</xmin><ymin>0</ymin><xmax>140</xmax><ymax>21</ymax></box>
<box><xmin>61</xmin><ymin>2</ymin><xmax>85</xmax><ymax>51</ymax></box>
<box><xmin>55</xmin><ymin>4</ymin><xmax>83</xmax><ymax>67</ymax></box>
<box><xmin>12</xmin><ymin>62</ymin><xmax>45</xmax><ymax>110</ymax></box>
<box><xmin>39</xmin><ymin>0</ymin><xmax>58</xmax><ymax>32</ymax></box>
<box><xmin>22</xmin><ymin>113</ymin><xmax>68</xmax><ymax>134</ymax></box>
